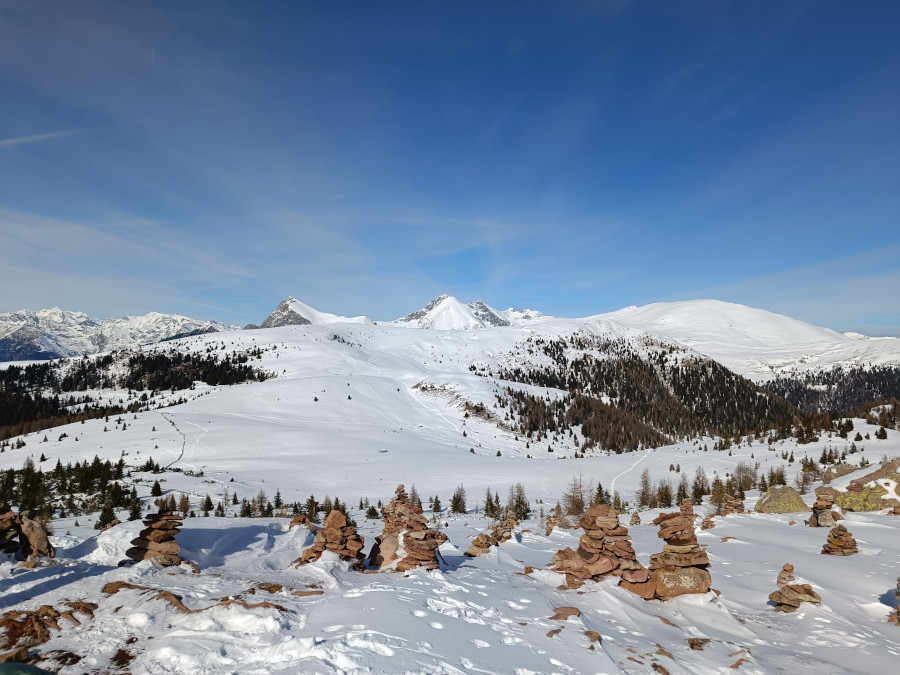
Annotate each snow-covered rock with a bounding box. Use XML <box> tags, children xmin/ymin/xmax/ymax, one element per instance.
<box><xmin>0</xmin><ymin>307</ymin><xmax>233</xmax><ymax>361</ymax></box>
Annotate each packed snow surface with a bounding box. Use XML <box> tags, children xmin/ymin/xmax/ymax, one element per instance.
<box><xmin>2</xmin><ymin>311</ymin><xmax>900</xmax><ymax>673</ymax></box>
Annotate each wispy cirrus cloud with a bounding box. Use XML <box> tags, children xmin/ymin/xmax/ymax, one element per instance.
<box><xmin>0</xmin><ymin>127</ymin><xmax>89</xmax><ymax>148</ymax></box>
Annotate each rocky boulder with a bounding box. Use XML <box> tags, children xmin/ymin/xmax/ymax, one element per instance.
<box><xmin>754</xmin><ymin>486</ymin><xmax>810</xmax><ymax>513</ymax></box>
<box><xmin>889</xmin><ymin>577</ymin><xmax>900</xmax><ymax>626</ymax></box>
<box><xmin>18</xmin><ymin>514</ymin><xmax>55</xmax><ymax>559</ymax></box>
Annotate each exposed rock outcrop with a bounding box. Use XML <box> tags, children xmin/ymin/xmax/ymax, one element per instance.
<box><xmin>292</xmin><ymin>510</ymin><xmax>365</xmax><ymax>569</ymax></box>
<box><xmin>821</xmin><ymin>524</ymin><xmax>858</xmax><ymax>556</ymax></box>
<box><xmin>834</xmin><ymin>462</ymin><xmax>900</xmax><ymax>511</ymax></box>
<box><xmin>125</xmin><ymin>511</ymin><xmax>182</xmax><ymax>566</ymax></box>
<box><xmin>768</xmin><ymin>563</ymin><xmax>822</xmax><ymax>612</ymax></box>
<box><xmin>754</xmin><ymin>486</ymin><xmax>810</xmax><ymax>513</ymax></box>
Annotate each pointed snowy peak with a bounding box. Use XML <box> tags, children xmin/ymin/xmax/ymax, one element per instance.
<box><xmin>393</xmin><ymin>295</ymin><xmax>485</xmax><ymax>330</ymax></box>
<box><xmin>259</xmin><ymin>297</ymin><xmax>372</xmax><ymax>329</ymax></box>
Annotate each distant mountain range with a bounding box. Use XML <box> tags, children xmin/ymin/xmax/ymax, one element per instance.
<box><xmin>0</xmin><ymin>308</ymin><xmax>233</xmax><ymax>361</ymax></box>
<box><xmin>4</xmin><ymin>296</ymin><xmax>900</xmax><ymax>383</ymax></box>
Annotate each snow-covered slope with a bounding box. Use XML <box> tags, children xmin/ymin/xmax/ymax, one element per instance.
<box><xmin>391</xmin><ymin>294</ymin><xmax>544</xmax><ymax>330</ymax></box>
<box><xmin>258</xmin><ymin>296</ymin><xmax>372</xmax><ymax>328</ymax></box>
<box><xmin>0</xmin><ymin>307</ymin><xmax>233</xmax><ymax>361</ymax></box>
<box><xmin>602</xmin><ymin>299</ymin><xmax>900</xmax><ymax>381</ymax></box>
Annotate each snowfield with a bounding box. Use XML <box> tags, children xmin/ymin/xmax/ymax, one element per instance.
<box><xmin>2</xmin><ymin>304</ymin><xmax>900</xmax><ymax>673</ymax></box>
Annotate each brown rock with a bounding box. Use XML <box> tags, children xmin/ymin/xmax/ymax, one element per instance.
<box><xmin>688</xmin><ymin>638</ymin><xmax>710</xmax><ymax>650</ymax></box>
<box><xmin>821</xmin><ymin>524</ymin><xmax>858</xmax><ymax>556</ymax></box>
<box><xmin>619</xmin><ymin>577</ymin><xmax>657</xmax><ymax>600</ymax></box>
<box><xmin>18</xmin><ymin>514</ymin><xmax>55</xmax><ymax>559</ymax></box>
<box><xmin>292</xmin><ymin>509</ymin><xmax>365</xmax><ymax>569</ymax></box>
<box><xmin>124</xmin><ymin>510</ymin><xmax>182</xmax><ymax>566</ymax></box>
<box><xmin>652</xmin><ymin>567</ymin><xmax>712</xmax><ymax>599</ymax></box>
<box><xmin>629</xmin><ymin>512</ymin><xmax>641</xmax><ymax>526</ymax></box>
<box><xmin>549</xmin><ymin>606</ymin><xmax>581</xmax><ymax>620</ymax></box>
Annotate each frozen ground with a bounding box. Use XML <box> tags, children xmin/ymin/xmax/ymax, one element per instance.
<box><xmin>2</xmin><ymin>319</ymin><xmax>900</xmax><ymax>673</ymax></box>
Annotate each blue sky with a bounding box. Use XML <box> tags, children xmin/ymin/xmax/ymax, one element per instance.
<box><xmin>1</xmin><ymin>1</ymin><xmax>898</xmax><ymax>333</ymax></box>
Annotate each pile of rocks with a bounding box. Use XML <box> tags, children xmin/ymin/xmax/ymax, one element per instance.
<box><xmin>292</xmin><ymin>510</ymin><xmax>365</xmax><ymax>569</ymax></box>
<box><xmin>545</xmin><ymin>514</ymin><xmax>560</xmax><ymax>536</ymax></box>
<box><xmin>466</xmin><ymin>512</ymin><xmax>519</xmax><ymax>557</ymax></box>
<box><xmin>768</xmin><ymin>563</ymin><xmax>822</xmax><ymax>612</ymax></box>
<box><xmin>0</xmin><ymin>504</ymin><xmax>21</xmax><ymax>556</ymax></box>
<box><xmin>889</xmin><ymin>578</ymin><xmax>899</xmax><ymax>626</ymax></box>
<box><xmin>890</xmin><ymin>506</ymin><xmax>900</xmax><ymax>516</ymax></box>
<box><xmin>550</xmin><ymin>505</ymin><xmax>646</xmax><ymax>590</ymax></box>
<box><xmin>808</xmin><ymin>488</ymin><xmax>841</xmax><ymax>527</ymax></box>
<box><xmin>821</xmin><ymin>524</ymin><xmax>858</xmax><ymax>556</ymax></box>
<box><xmin>700</xmin><ymin>514</ymin><xmax>715</xmax><ymax>530</ymax></box>
<box><xmin>289</xmin><ymin>513</ymin><xmax>314</xmax><ymax>530</ymax></box>
<box><xmin>680</xmin><ymin>498</ymin><xmax>696</xmax><ymax>520</ymax></box>
<box><xmin>367</xmin><ymin>485</ymin><xmax>447</xmax><ymax>571</ymax></box>
<box><xmin>629</xmin><ymin>512</ymin><xmax>641</xmax><ymax>526</ymax></box>
<box><xmin>644</xmin><ymin>511</ymin><xmax>712</xmax><ymax>600</ymax></box>
<box><xmin>722</xmin><ymin>495</ymin><xmax>746</xmax><ymax>516</ymax></box>
<box><xmin>125</xmin><ymin>511</ymin><xmax>183</xmax><ymax>566</ymax></box>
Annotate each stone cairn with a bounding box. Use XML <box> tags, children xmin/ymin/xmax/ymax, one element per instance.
<box><xmin>700</xmin><ymin>514</ymin><xmax>716</xmax><ymax>530</ymax></box>
<box><xmin>821</xmin><ymin>524</ymin><xmax>858</xmax><ymax>556</ymax></box>
<box><xmin>721</xmin><ymin>494</ymin><xmax>747</xmax><ymax>516</ymax></box>
<box><xmin>680</xmin><ymin>498</ymin><xmax>696</xmax><ymax>521</ymax></box>
<box><xmin>768</xmin><ymin>563</ymin><xmax>822</xmax><ymax>612</ymax></box>
<box><xmin>808</xmin><ymin>488</ymin><xmax>840</xmax><ymax>528</ymax></box>
<box><xmin>292</xmin><ymin>510</ymin><xmax>365</xmax><ymax>569</ymax></box>
<box><xmin>125</xmin><ymin>511</ymin><xmax>183</xmax><ymax>566</ymax></box>
<box><xmin>889</xmin><ymin>578</ymin><xmax>900</xmax><ymax>626</ymax></box>
<box><xmin>466</xmin><ymin>512</ymin><xmax>519</xmax><ymax>557</ymax></box>
<box><xmin>629</xmin><ymin>512</ymin><xmax>641</xmax><ymax>526</ymax></box>
<box><xmin>545</xmin><ymin>513</ymin><xmax>560</xmax><ymax>536</ymax></box>
<box><xmin>550</xmin><ymin>505</ymin><xmax>646</xmax><ymax>590</ymax></box>
<box><xmin>0</xmin><ymin>503</ymin><xmax>22</xmax><ymax>556</ymax></box>
<box><xmin>643</xmin><ymin>510</ymin><xmax>712</xmax><ymax>600</ymax></box>
<box><xmin>367</xmin><ymin>485</ymin><xmax>448</xmax><ymax>572</ymax></box>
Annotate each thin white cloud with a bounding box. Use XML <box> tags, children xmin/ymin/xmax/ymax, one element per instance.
<box><xmin>0</xmin><ymin>127</ymin><xmax>88</xmax><ymax>148</ymax></box>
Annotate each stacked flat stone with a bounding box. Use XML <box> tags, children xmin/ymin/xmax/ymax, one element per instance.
<box><xmin>464</xmin><ymin>533</ymin><xmax>494</xmax><ymax>557</ymax></box>
<box><xmin>680</xmin><ymin>498</ymin><xmax>695</xmax><ymax>520</ymax></box>
<box><xmin>466</xmin><ymin>512</ymin><xmax>519</xmax><ymax>557</ymax></box>
<box><xmin>700</xmin><ymin>514</ymin><xmax>715</xmax><ymax>530</ymax></box>
<box><xmin>629</xmin><ymin>512</ymin><xmax>641</xmax><ymax>526</ymax></box>
<box><xmin>126</xmin><ymin>511</ymin><xmax>182</xmax><ymax>566</ymax></box>
<box><xmin>768</xmin><ymin>563</ymin><xmax>822</xmax><ymax>612</ymax></box>
<box><xmin>821</xmin><ymin>524</ymin><xmax>858</xmax><ymax>556</ymax></box>
<box><xmin>367</xmin><ymin>484</ymin><xmax>448</xmax><ymax>571</ymax></box>
<box><xmin>397</xmin><ymin>528</ymin><xmax>448</xmax><ymax>571</ymax></box>
<box><xmin>889</xmin><ymin>578</ymin><xmax>900</xmax><ymax>626</ymax></box>
<box><xmin>0</xmin><ymin>503</ymin><xmax>20</xmax><ymax>556</ymax></box>
<box><xmin>491</xmin><ymin>512</ymin><xmax>518</xmax><ymax>544</ymax></box>
<box><xmin>545</xmin><ymin>514</ymin><xmax>560</xmax><ymax>536</ymax></box>
<box><xmin>550</xmin><ymin>505</ymin><xmax>646</xmax><ymax>590</ymax></box>
<box><xmin>722</xmin><ymin>495</ymin><xmax>746</xmax><ymax>516</ymax></box>
<box><xmin>809</xmin><ymin>488</ymin><xmax>839</xmax><ymax>527</ymax></box>
<box><xmin>293</xmin><ymin>510</ymin><xmax>365</xmax><ymax>569</ymax></box>
<box><xmin>645</xmin><ymin>511</ymin><xmax>712</xmax><ymax>600</ymax></box>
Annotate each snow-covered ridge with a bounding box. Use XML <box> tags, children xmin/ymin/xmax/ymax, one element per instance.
<box><xmin>0</xmin><ymin>307</ymin><xmax>234</xmax><ymax>361</ymax></box>
<box><xmin>258</xmin><ymin>297</ymin><xmax>372</xmax><ymax>328</ymax></box>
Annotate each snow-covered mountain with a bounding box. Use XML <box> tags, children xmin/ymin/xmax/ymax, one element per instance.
<box><xmin>0</xmin><ymin>307</ymin><xmax>234</xmax><ymax>361</ymax></box>
<box><xmin>257</xmin><ymin>297</ymin><xmax>373</xmax><ymax>329</ymax></box>
<box><xmin>390</xmin><ymin>294</ymin><xmax>543</xmax><ymax>330</ymax></box>
<box><xmin>599</xmin><ymin>299</ymin><xmax>900</xmax><ymax>381</ymax></box>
